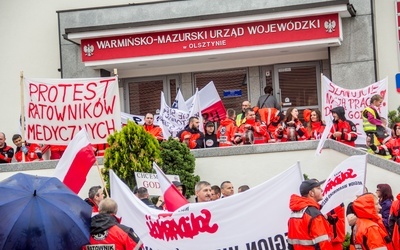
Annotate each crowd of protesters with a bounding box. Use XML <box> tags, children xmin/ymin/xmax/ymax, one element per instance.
<box><xmin>1</xmin><ymin>92</ymin><xmax>399</xmax><ymax>164</ymax></box>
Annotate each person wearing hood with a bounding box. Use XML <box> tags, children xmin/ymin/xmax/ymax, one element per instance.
<box><xmin>329</xmin><ymin>106</ymin><xmax>358</xmax><ymax>147</ymax></box>
<box><xmin>176</xmin><ymin>116</ymin><xmax>205</xmax><ymax>149</ymax></box>
<box><xmin>287</xmin><ymin>179</ymin><xmax>334</xmax><ymax>250</ymax></box>
<box><xmin>389</xmin><ymin>193</ymin><xmax>400</xmax><ymax>250</ymax></box>
<box><xmin>86</xmin><ymin>198</ymin><xmax>141</xmax><ymax>249</ymax></box>
<box><xmin>352</xmin><ymin>193</ymin><xmax>393</xmax><ymax>250</ymax></box>
<box><xmin>217</xmin><ymin>108</ymin><xmax>239</xmax><ymax>147</ymax></box>
<box><xmin>368</xmin><ymin>123</ymin><xmax>400</xmax><ymax>163</ymax></box>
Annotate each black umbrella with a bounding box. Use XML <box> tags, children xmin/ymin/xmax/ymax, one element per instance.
<box><xmin>0</xmin><ymin>173</ymin><xmax>92</xmax><ymax>250</ymax></box>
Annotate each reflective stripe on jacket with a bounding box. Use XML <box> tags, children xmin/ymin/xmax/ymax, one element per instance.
<box><xmin>363</xmin><ymin>107</ymin><xmax>378</xmax><ymax>132</ymax></box>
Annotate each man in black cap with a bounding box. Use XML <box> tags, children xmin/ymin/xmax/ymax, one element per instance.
<box><xmin>287</xmin><ymin>179</ymin><xmax>334</xmax><ymax>250</ymax></box>
<box><xmin>172</xmin><ymin>181</ymin><xmax>186</xmax><ymax>197</ymax></box>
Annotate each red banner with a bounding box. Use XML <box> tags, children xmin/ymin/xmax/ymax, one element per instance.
<box><xmin>81</xmin><ymin>14</ymin><xmax>340</xmax><ymax>61</ymax></box>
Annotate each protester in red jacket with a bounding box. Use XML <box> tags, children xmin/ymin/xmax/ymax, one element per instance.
<box><xmin>275</xmin><ymin>107</ymin><xmax>309</xmax><ymax>142</ymax></box>
<box><xmin>352</xmin><ymin>193</ymin><xmax>394</xmax><ymax>250</ymax></box>
<box><xmin>217</xmin><ymin>108</ymin><xmax>239</xmax><ymax>147</ymax></box>
<box><xmin>12</xmin><ymin>134</ymin><xmax>42</xmax><ymax>162</ymax></box>
<box><xmin>84</xmin><ymin>198</ymin><xmax>141</xmax><ymax>250</ymax></box>
<box><xmin>329</xmin><ymin>106</ymin><xmax>358</xmax><ymax>147</ymax></box>
<box><xmin>288</xmin><ymin>179</ymin><xmax>334</xmax><ymax>250</ymax></box>
<box><xmin>389</xmin><ymin>193</ymin><xmax>400</xmax><ymax>250</ymax></box>
<box><xmin>143</xmin><ymin>113</ymin><xmax>163</xmax><ymax>141</ymax></box>
<box><xmin>176</xmin><ymin>116</ymin><xmax>204</xmax><ymax>149</ymax></box>
<box><xmin>238</xmin><ymin>108</ymin><xmax>269</xmax><ymax>144</ymax></box>
<box><xmin>368</xmin><ymin>123</ymin><xmax>400</xmax><ymax>163</ymax></box>
<box><xmin>0</xmin><ymin>132</ymin><xmax>14</xmax><ymax>164</ymax></box>
<box><xmin>304</xmin><ymin>109</ymin><xmax>326</xmax><ymax>140</ymax></box>
<box><xmin>326</xmin><ymin>204</ymin><xmax>346</xmax><ymax>250</ymax></box>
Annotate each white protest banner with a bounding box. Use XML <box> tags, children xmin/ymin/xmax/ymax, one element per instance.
<box><xmin>110</xmin><ymin>163</ymin><xmax>303</xmax><ymax>250</ymax></box>
<box><xmin>320</xmin><ymin>154</ymin><xmax>367</xmax><ymax>214</ymax></box>
<box><xmin>186</xmin><ymin>81</ymin><xmax>226</xmax><ymax>122</ymax></box>
<box><xmin>159</xmin><ymin>92</ymin><xmax>189</xmax><ymax>139</ymax></box>
<box><xmin>188</xmin><ymin>89</ymin><xmax>204</xmax><ymax>133</ymax></box>
<box><xmin>321</xmin><ymin>75</ymin><xmax>388</xmax><ymax>144</ymax></box>
<box><xmin>134</xmin><ymin>172</ymin><xmax>180</xmax><ymax>196</ymax></box>
<box><xmin>172</xmin><ymin>89</ymin><xmax>189</xmax><ymax>112</ymax></box>
<box><xmin>24</xmin><ymin>77</ymin><xmax>121</xmax><ymax>145</ymax></box>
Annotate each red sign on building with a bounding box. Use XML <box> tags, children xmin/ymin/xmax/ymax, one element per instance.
<box><xmin>81</xmin><ymin>13</ymin><xmax>340</xmax><ymax>62</ymax></box>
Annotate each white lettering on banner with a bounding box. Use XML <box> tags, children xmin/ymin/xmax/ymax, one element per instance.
<box><xmin>94</xmin><ymin>18</ymin><xmax>324</xmax><ymax>50</ymax></box>
<box><xmin>321</xmin><ymin>75</ymin><xmax>388</xmax><ymax>145</ymax></box>
<box><xmin>24</xmin><ymin>77</ymin><xmax>121</xmax><ymax>145</ymax></box>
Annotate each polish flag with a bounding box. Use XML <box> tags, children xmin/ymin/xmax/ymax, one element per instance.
<box><xmin>186</xmin><ymin>81</ymin><xmax>226</xmax><ymax>122</ymax></box>
<box><xmin>54</xmin><ymin>129</ymin><xmax>96</xmax><ymax>194</ymax></box>
<box><xmin>153</xmin><ymin>162</ymin><xmax>188</xmax><ymax>212</ymax></box>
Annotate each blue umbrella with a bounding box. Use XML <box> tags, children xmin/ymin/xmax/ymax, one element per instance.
<box><xmin>0</xmin><ymin>173</ymin><xmax>92</xmax><ymax>250</ymax></box>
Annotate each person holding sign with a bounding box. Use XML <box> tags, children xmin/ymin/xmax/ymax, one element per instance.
<box><xmin>287</xmin><ymin>179</ymin><xmax>333</xmax><ymax>249</ymax></box>
<box><xmin>12</xmin><ymin>134</ymin><xmax>42</xmax><ymax>162</ymax></box>
<box><xmin>362</xmin><ymin>94</ymin><xmax>390</xmax><ymax>145</ymax></box>
<box><xmin>329</xmin><ymin>106</ymin><xmax>358</xmax><ymax>147</ymax></box>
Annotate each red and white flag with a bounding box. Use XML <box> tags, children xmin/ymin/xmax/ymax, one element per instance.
<box><xmin>54</xmin><ymin>129</ymin><xmax>96</xmax><ymax>194</ymax></box>
<box><xmin>153</xmin><ymin>162</ymin><xmax>188</xmax><ymax>212</ymax></box>
<box><xmin>186</xmin><ymin>81</ymin><xmax>226</xmax><ymax>122</ymax></box>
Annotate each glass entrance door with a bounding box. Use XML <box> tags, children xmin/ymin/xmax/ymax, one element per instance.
<box><xmin>273</xmin><ymin>62</ymin><xmax>321</xmax><ymax>116</ymax></box>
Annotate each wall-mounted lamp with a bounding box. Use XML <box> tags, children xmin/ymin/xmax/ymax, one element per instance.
<box><xmin>347</xmin><ymin>3</ymin><xmax>357</xmax><ymax>17</ymax></box>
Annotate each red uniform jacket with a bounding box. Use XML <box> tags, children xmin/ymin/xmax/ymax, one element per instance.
<box><xmin>15</xmin><ymin>143</ymin><xmax>42</xmax><ymax>162</ymax></box>
<box><xmin>329</xmin><ymin>120</ymin><xmax>357</xmax><ymax>147</ymax></box>
<box><xmin>288</xmin><ymin>194</ymin><xmax>334</xmax><ymax>250</ymax></box>
<box><xmin>0</xmin><ymin>143</ymin><xmax>14</xmax><ymax>163</ymax></box>
<box><xmin>217</xmin><ymin>118</ymin><xmax>238</xmax><ymax>147</ymax></box>
<box><xmin>143</xmin><ymin>124</ymin><xmax>163</xmax><ymax>141</ymax></box>
<box><xmin>238</xmin><ymin>119</ymin><xmax>269</xmax><ymax>144</ymax></box>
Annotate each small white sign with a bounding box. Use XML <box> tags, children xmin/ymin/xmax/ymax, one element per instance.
<box><xmin>135</xmin><ymin>172</ymin><xmax>180</xmax><ymax>196</ymax></box>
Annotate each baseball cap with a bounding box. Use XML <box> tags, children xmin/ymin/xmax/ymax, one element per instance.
<box><xmin>299</xmin><ymin>179</ymin><xmax>325</xmax><ymax>196</ymax></box>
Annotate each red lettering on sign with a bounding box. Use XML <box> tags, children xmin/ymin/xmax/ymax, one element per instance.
<box><xmin>323</xmin><ymin>169</ymin><xmax>357</xmax><ymax>196</ymax></box>
<box><xmin>146</xmin><ymin>209</ymin><xmax>218</xmax><ymax>241</ymax></box>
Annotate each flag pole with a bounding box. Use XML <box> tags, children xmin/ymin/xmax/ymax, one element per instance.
<box><xmin>96</xmin><ymin>160</ymin><xmax>110</xmax><ymax>197</ymax></box>
<box><xmin>20</xmin><ymin>71</ymin><xmax>26</xmax><ymax>162</ymax></box>
<box><xmin>363</xmin><ymin>154</ymin><xmax>368</xmax><ymax>192</ymax></box>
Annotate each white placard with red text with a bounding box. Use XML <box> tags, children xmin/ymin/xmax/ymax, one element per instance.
<box><xmin>320</xmin><ymin>154</ymin><xmax>367</xmax><ymax>214</ymax></box>
<box><xmin>24</xmin><ymin>77</ymin><xmax>121</xmax><ymax>145</ymax></box>
<box><xmin>135</xmin><ymin>172</ymin><xmax>180</xmax><ymax>196</ymax></box>
<box><xmin>110</xmin><ymin>164</ymin><xmax>303</xmax><ymax>250</ymax></box>
<box><xmin>321</xmin><ymin>75</ymin><xmax>388</xmax><ymax>145</ymax></box>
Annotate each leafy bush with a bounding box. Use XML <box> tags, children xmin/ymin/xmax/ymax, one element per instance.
<box><xmin>160</xmin><ymin>138</ymin><xmax>200</xmax><ymax>198</ymax></box>
<box><xmin>102</xmin><ymin>121</ymin><xmax>162</xmax><ymax>191</ymax></box>
<box><xmin>388</xmin><ymin>105</ymin><xmax>400</xmax><ymax>129</ymax></box>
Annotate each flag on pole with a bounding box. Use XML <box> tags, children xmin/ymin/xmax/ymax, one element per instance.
<box><xmin>53</xmin><ymin>129</ymin><xmax>96</xmax><ymax>194</ymax></box>
<box><xmin>188</xmin><ymin>89</ymin><xmax>204</xmax><ymax>133</ymax></box>
<box><xmin>153</xmin><ymin>162</ymin><xmax>188</xmax><ymax>212</ymax></box>
<box><xmin>172</xmin><ymin>89</ymin><xmax>189</xmax><ymax>112</ymax></box>
<box><xmin>315</xmin><ymin>118</ymin><xmax>333</xmax><ymax>156</ymax></box>
<box><xmin>320</xmin><ymin>154</ymin><xmax>367</xmax><ymax>214</ymax></box>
